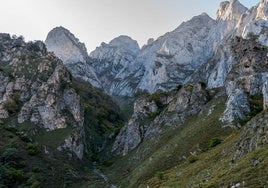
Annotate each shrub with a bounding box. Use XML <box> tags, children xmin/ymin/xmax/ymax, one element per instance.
<box><xmin>4</xmin><ymin>100</ymin><xmax>20</xmax><ymax>114</ymax></box>
<box><xmin>209</xmin><ymin>137</ymin><xmax>222</xmax><ymax>148</ymax></box>
<box><xmin>27</xmin><ymin>176</ymin><xmax>41</xmax><ymax>188</ymax></box>
<box><xmin>102</xmin><ymin>159</ymin><xmax>113</xmax><ymax>167</ymax></box>
<box><xmin>4</xmin><ymin>125</ymin><xmax>18</xmax><ymax>133</ymax></box>
<box><xmin>25</xmin><ymin>143</ymin><xmax>41</xmax><ymax>156</ymax></box>
<box><xmin>151</xmin><ymin>93</ymin><xmax>163</xmax><ymax>108</ymax></box>
<box><xmin>188</xmin><ymin>156</ymin><xmax>198</xmax><ymax>163</ymax></box>
<box><xmin>6</xmin><ymin>167</ymin><xmax>25</xmax><ymax>181</ymax></box>
<box><xmin>155</xmin><ymin>171</ymin><xmax>164</xmax><ymax>180</ymax></box>
<box><xmin>2</xmin><ymin>148</ymin><xmax>19</xmax><ymax>163</ymax></box>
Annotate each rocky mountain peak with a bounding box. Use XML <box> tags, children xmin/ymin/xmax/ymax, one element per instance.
<box><xmin>216</xmin><ymin>0</ymin><xmax>247</xmax><ymax>21</ymax></box>
<box><xmin>109</xmin><ymin>35</ymin><xmax>140</xmax><ymax>51</ymax></box>
<box><xmin>90</xmin><ymin>35</ymin><xmax>140</xmax><ymax>61</ymax></box>
<box><xmin>176</xmin><ymin>12</ymin><xmax>214</xmax><ymax>31</ymax></box>
<box><xmin>45</xmin><ymin>26</ymin><xmax>101</xmax><ymax>88</ymax></box>
<box><xmin>89</xmin><ymin>35</ymin><xmax>141</xmax><ymax>96</ymax></box>
<box><xmin>45</xmin><ymin>26</ymin><xmax>88</xmax><ymax>64</ymax></box>
<box><xmin>256</xmin><ymin>0</ymin><xmax>268</xmax><ymax>19</ymax></box>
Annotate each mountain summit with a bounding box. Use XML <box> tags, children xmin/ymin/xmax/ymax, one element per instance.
<box><xmin>45</xmin><ymin>26</ymin><xmax>101</xmax><ymax>87</ymax></box>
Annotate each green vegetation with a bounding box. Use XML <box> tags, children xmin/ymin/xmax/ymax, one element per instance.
<box><xmin>188</xmin><ymin>156</ymin><xmax>198</xmax><ymax>163</ymax></box>
<box><xmin>209</xmin><ymin>137</ymin><xmax>222</xmax><ymax>148</ymax></box>
<box><xmin>4</xmin><ymin>93</ymin><xmax>22</xmax><ymax>115</ymax></box>
<box><xmin>249</xmin><ymin>94</ymin><xmax>263</xmax><ymax>117</ymax></box>
<box><xmin>72</xmin><ymin>79</ymin><xmax>125</xmax><ymax>162</ymax></box>
<box><xmin>145</xmin><ymin>131</ymin><xmax>268</xmax><ymax>188</ymax></box>
<box><xmin>104</xmin><ymin>94</ymin><xmax>234</xmax><ymax>187</ymax></box>
<box><xmin>25</xmin><ymin>143</ymin><xmax>41</xmax><ymax>156</ymax></box>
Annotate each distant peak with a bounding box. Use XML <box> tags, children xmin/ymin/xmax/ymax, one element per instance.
<box><xmin>201</xmin><ymin>12</ymin><xmax>209</xmax><ymax>17</ymax></box>
<box><xmin>110</xmin><ymin>35</ymin><xmax>137</xmax><ymax>45</ymax></box>
<box><xmin>216</xmin><ymin>0</ymin><xmax>247</xmax><ymax>21</ymax></box>
<box><xmin>108</xmin><ymin>35</ymin><xmax>140</xmax><ymax>50</ymax></box>
<box><xmin>49</xmin><ymin>26</ymin><xmax>70</xmax><ymax>33</ymax></box>
<box><xmin>256</xmin><ymin>0</ymin><xmax>268</xmax><ymax>19</ymax></box>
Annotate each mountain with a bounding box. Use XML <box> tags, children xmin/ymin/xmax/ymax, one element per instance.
<box><xmin>45</xmin><ymin>26</ymin><xmax>101</xmax><ymax>88</ymax></box>
<box><xmin>1</xmin><ymin>0</ymin><xmax>268</xmax><ymax>187</ymax></box>
<box><xmin>90</xmin><ymin>35</ymin><xmax>141</xmax><ymax>96</ymax></box>
<box><xmin>0</xmin><ymin>34</ymin><xmax>124</xmax><ymax>187</ymax></box>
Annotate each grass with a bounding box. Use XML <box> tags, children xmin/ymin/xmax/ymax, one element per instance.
<box><xmin>103</xmin><ymin>94</ymin><xmax>235</xmax><ymax>187</ymax></box>
<box><xmin>143</xmin><ymin>111</ymin><xmax>268</xmax><ymax>188</ymax></box>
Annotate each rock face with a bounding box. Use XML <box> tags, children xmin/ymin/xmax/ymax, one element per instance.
<box><xmin>89</xmin><ymin>13</ymin><xmax>216</xmax><ymax>96</ymax></box>
<box><xmin>112</xmin><ymin>83</ymin><xmax>210</xmax><ymax>155</ymax></box>
<box><xmin>90</xmin><ymin>36</ymin><xmax>141</xmax><ymax>96</ymax></box>
<box><xmin>0</xmin><ymin>34</ymin><xmax>84</xmax><ymax>159</ymax></box>
<box><xmin>135</xmin><ymin>13</ymin><xmax>216</xmax><ymax>93</ymax></box>
<box><xmin>233</xmin><ymin>111</ymin><xmax>268</xmax><ymax>162</ymax></box>
<box><xmin>45</xmin><ymin>26</ymin><xmax>100</xmax><ymax>88</ymax></box>
<box><xmin>42</xmin><ymin>0</ymin><xmax>268</xmax><ymax>157</ymax></box>
<box><xmin>220</xmin><ymin>37</ymin><xmax>268</xmax><ymax>125</ymax></box>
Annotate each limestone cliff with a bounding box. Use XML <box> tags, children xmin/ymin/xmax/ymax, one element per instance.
<box><xmin>0</xmin><ymin>34</ymin><xmax>85</xmax><ymax>159</ymax></box>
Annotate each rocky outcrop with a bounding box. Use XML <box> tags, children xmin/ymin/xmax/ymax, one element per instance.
<box><xmin>233</xmin><ymin>110</ymin><xmax>268</xmax><ymax>162</ymax></box>
<box><xmin>221</xmin><ymin>37</ymin><xmax>268</xmax><ymax>124</ymax></box>
<box><xmin>90</xmin><ymin>35</ymin><xmax>141</xmax><ymax>96</ymax></box>
<box><xmin>263</xmin><ymin>77</ymin><xmax>268</xmax><ymax>110</ymax></box>
<box><xmin>237</xmin><ymin>0</ymin><xmax>268</xmax><ymax>44</ymax></box>
<box><xmin>0</xmin><ymin>34</ymin><xmax>85</xmax><ymax>159</ymax></box>
<box><xmin>112</xmin><ymin>83</ymin><xmax>210</xmax><ymax>155</ymax></box>
<box><xmin>135</xmin><ymin>13</ymin><xmax>216</xmax><ymax>94</ymax></box>
<box><xmin>112</xmin><ymin>98</ymin><xmax>158</xmax><ymax>156</ymax></box>
<box><xmin>45</xmin><ymin>26</ymin><xmax>100</xmax><ymax>88</ymax></box>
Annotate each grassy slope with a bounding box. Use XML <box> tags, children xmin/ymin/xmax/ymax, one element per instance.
<box><xmin>103</xmin><ymin>94</ymin><xmax>237</xmax><ymax>187</ymax></box>
<box><xmin>145</xmin><ymin>121</ymin><xmax>268</xmax><ymax>187</ymax></box>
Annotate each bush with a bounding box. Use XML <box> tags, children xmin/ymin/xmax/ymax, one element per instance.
<box><xmin>27</xmin><ymin>176</ymin><xmax>41</xmax><ymax>188</ymax></box>
<box><xmin>25</xmin><ymin>143</ymin><xmax>41</xmax><ymax>156</ymax></box>
<box><xmin>155</xmin><ymin>171</ymin><xmax>164</xmax><ymax>180</ymax></box>
<box><xmin>2</xmin><ymin>148</ymin><xmax>19</xmax><ymax>161</ymax></box>
<box><xmin>4</xmin><ymin>125</ymin><xmax>18</xmax><ymax>133</ymax></box>
<box><xmin>188</xmin><ymin>156</ymin><xmax>198</xmax><ymax>163</ymax></box>
<box><xmin>209</xmin><ymin>137</ymin><xmax>222</xmax><ymax>148</ymax></box>
<box><xmin>151</xmin><ymin>93</ymin><xmax>163</xmax><ymax>108</ymax></box>
<box><xmin>4</xmin><ymin>100</ymin><xmax>20</xmax><ymax>114</ymax></box>
<box><xmin>102</xmin><ymin>159</ymin><xmax>113</xmax><ymax>167</ymax></box>
<box><xmin>6</xmin><ymin>167</ymin><xmax>25</xmax><ymax>181</ymax></box>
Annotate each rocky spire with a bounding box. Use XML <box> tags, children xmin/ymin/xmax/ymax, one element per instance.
<box><xmin>216</xmin><ymin>0</ymin><xmax>248</xmax><ymax>21</ymax></box>
<box><xmin>45</xmin><ymin>26</ymin><xmax>101</xmax><ymax>88</ymax></box>
<box><xmin>45</xmin><ymin>26</ymin><xmax>89</xmax><ymax>64</ymax></box>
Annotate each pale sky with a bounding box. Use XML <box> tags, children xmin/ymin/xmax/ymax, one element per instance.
<box><xmin>0</xmin><ymin>0</ymin><xmax>260</xmax><ymax>52</ymax></box>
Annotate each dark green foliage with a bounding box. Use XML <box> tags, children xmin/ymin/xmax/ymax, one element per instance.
<box><xmin>155</xmin><ymin>171</ymin><xmax>164</xmax><ymax>180</ymax></box>
<box><xmin>72</xmin><ymin>79</ymin><xmax>125</xmax><ymax>160</ymax></box>
<box><xmin>5</xmin><ymin>167</ymin><xmax>25</xmax><ymax>181</ymax></box>
<box><xmin>102</xmin><ymin>159</ymin><xmax>113</xmax><ymax>167</ymax></box>
<box><xmin>25</xmin><ymin>143</ymin><xmax>41</xmax><ymax>156</ymax></box>
<box><xmin>188</xmin><ymin>156</ymin><xmax>198</xmax><ymax>163</ymax></box>
<box><xmin>4</xmin><ymin>92</ymin><xmax>21</xmax><ymax>115</ymax></box>
<box><xmin>150</xmin><ymin>92</ymin><xmax>164</xmax><ymax>108</ymax></box>
<box><xmin>209</xmin><ymin>137</ymin><xmax>222</xmax><ymax>148</ymax></box>
<box><xmin>2</xmin><ymin>148</ymin><xmax>19</xmax><ymax>164</ymax></box>
<box><xmin>249</xmin><ymin>94</ymin><xmax>263</xmax><ymax>117</ymax></box>
<box><xmin>4</xmin><ymin>125</ymin><xmax>18</xmax><ymax>133</ymax></box>
<box><xmin>4</xmin><ymin>100</ymin><xmax>20</xmax><ymax>114</ymax></box>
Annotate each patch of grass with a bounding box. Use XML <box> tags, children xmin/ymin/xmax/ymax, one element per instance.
<box><xmin>144</xmin><ymin>115</ymin><xmax>268</xmax><ymax>188</ymax></box>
